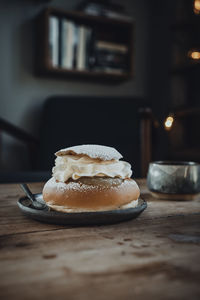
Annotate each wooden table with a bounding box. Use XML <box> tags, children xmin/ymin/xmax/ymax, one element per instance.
<box><xmin>0</xmin><ymin>179</ymin><xmax>200</xmax><ymax>300</ymax></box>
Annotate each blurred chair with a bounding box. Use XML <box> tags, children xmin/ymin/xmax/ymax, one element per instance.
<box><xmin>0</xmin><ymin>96</ymin><xmax>153</xmax><ymax>183</ymax></box>
<box><xmin>0</xmin><ymin>117</ymin><xmax>51</xmax><ymax>182</ymax></box>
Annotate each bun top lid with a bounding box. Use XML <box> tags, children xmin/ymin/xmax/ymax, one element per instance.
<box><xmin>55</xmin><ymin>144</ymin><xmax>123</xmax><ymax>161</ymax></box>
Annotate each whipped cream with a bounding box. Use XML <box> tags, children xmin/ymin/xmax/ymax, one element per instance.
<box><xmin>52</xmin><ymin>155</ymin><xmax>132</xmax><ymax>182</ymax></box>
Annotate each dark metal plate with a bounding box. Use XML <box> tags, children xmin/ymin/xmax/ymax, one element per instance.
<box><xmin>17</xmin><ymin>194</ymin><xmax>147</xmax><ymax>226</ymax></box>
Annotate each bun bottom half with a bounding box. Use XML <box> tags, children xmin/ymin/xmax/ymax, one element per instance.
<box><xmin>43</xmin><ymin>176</ymin><xmax>140</xmax><ymax>212</ymax></box>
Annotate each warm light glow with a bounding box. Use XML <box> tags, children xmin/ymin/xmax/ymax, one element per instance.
<box><xmin>194</xmin><ymin>0</ymin><xmax>200</xmax><ymax>14</ymax></box>
<box><xmin>164</xmin><ymin>116</ymin><xmax>174</xmax><ymax>130</ymax></box>
<box><xmin>188</xmin><ymin>50</ymin><xmax>200</xmax><ymax>60</ymax></box>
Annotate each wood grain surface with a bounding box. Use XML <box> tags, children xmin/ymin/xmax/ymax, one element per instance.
<box><xmin>0</xmin><ymin>179</ymin><xmax>200</xmax><ymax>300</ymax></box>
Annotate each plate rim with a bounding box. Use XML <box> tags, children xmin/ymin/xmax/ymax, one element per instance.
<box><xmin>17</xmin><ymin>194</ymin><xmax>147</xmax><ymax>216</ymax></box>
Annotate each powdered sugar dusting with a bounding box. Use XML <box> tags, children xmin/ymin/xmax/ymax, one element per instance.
<box><xmin>44</xmin><ymin>177</ymin><xmax>97</xmax><ymax>193</ymax></box>
<box><xmin>55</xmin><ymin>145</ymin><xmax>123</xmax><ymax>161</ymax></box>
<box><xmin>44</xmin><ymin>177</ymin><xmax>138</xmax><ymax>194</ymax></box>
<box><xmin>44</xmin><ymin>177</ymin><xmax>107</xmax><ymax>193</ymax></box>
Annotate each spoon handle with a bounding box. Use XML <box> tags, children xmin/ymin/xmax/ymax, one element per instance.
<box><xmin>20</xmin><ymin>183</ymin><xmax>35</xmax><ymax>201</ymax></box>
<box><xmin>20</xmin><ymin>183</ymin><xmax>46</xmax><ymax>210</ymax></box>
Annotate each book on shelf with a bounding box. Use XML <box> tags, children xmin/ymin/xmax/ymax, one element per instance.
<box><xmin>48</xmin><ymin>16</ymin><xmax>59</xmax><ymax>67</ymax></box>
<box><xmin>77</xmin><ymin>26</ymin><xmax>86</xmax><ymax>70</ymax></box>
<box><xmin>77</xmin><ymin>1</ymin><xmax>132</xmax><ymax>21</ymax></box>
<box><xmin>95</xmin><ymin>51</ymin><xmax>128</xmax><ymax>64</ymax></box>
<box><xmin>76</xmin><ymin>26</ymin><xmax>92</xmax><ymax>70</ymax></box>
<box><xmin>95</xmin><ymin>52</ymin><xmax>128</xmax><ymax>68</ymax></box>
<box><xmin>60</xmin><ymin>19</ymin><xmax>76</xmax><ymax>69</ymax></box>
<box><xmin>95</xmin><ymin>41</ymin><xmax>128</xmax><ymax>54</ymax></box>
<box><xmin>94</xmin><ymin>60</ymin><xmax>128</xmax><ymax>73</ymax></box>
<box><xmin>102</xmin><ymin>10</ymin><xmax>132</xmax><ymax>21</ymax></box>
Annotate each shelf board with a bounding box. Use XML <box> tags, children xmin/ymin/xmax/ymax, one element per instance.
<box><xmin>37</xmin><ymin>66</ymin><xmax>132</xmax><ymax>82</ymax></box>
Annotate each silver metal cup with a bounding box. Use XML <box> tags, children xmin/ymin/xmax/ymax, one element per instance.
<box><xmin>147</xmin><ymin>161</ymin><xmax>200</xmax><ymax>196</ymax></box>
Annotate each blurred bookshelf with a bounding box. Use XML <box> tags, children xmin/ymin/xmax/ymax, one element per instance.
<box><xmin>35</xmin><ymin>7</ymin><xmax>134</xmax><ymax>82</ymax></box>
